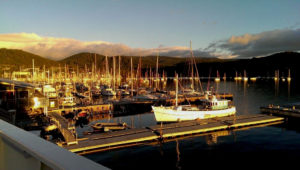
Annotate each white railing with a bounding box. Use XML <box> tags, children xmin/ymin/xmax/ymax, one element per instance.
<box><xmin>0</xmin><ymin>119</ymin><xmax>108</xmax><ymax>170</ymax></box>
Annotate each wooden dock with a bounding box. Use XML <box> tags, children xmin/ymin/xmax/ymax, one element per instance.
<box><xmin>48</xmin><ymin>111</ymin><xmax>78</xmax><ymax>145</ymax></box>
<box><xmin>63</xmin><ymin>114</ymin><xmax>283</xmax><ymax>154</ymax></box>
<box><xmin>261</xmin><ymin>105</ymin><xmax>300</xmax><ymax>118</ymax></box>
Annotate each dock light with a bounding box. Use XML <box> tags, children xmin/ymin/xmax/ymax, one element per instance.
<box><xmin>33</xmin><ymin>97</ymin><xmax>41</xmax><ymax>108</ymax></box>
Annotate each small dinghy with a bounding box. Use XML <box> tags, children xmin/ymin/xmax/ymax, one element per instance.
<box><xmin>91</xmin><ymin>122</ymin><xmax>127</xmax><ymax>132</ymax></box>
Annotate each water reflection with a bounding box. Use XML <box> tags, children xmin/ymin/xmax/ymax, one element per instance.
<box><xmin>175</xmin><ymin>140</ymin><xmax>181</xmax><ymax>170</ymax></box>
<box><xmin>288</xmin><ymin>80</ymin><xmax>291</xmax><ymax>99</ymax></box>
<box><xmin>274</xmin><ymin>78</ymin><xmax>279</xmax><ymax>96</ymax></box>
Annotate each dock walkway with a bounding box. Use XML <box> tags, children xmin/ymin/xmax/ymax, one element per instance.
<box><xmin>261</xmin><ymin>105</ymin><xmax>300</xmax><ymax>118</ymax></box>
<box><xmin>48</xmin><ymin>111</ymin><xmax>78</xmax><ymax>145</ymax></box>
<box><xmin>64</xmin><ymin>114</ymin><xmax>283</xmax><ymax>154</ymax></box>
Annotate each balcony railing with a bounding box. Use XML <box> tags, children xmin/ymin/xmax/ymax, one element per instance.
<box><xmin>0</xmin><ymin>119</ymin><xmax>109</xmax><ymax>170</ymax></box>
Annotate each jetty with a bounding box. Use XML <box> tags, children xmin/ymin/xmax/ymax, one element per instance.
<box><xmin>48</xmin><ymin>111</ymin><xmax>78</xmax><ymax>145</ymax></box>
<box><xmin>261</xmin><ymin>104</ymin><xmax>300</xmax><ymax>118</ymax></box>
<box><xmin>63</xmin><ymin>114</ymin><xmax>283</xmax><ymax>154</ymax></box>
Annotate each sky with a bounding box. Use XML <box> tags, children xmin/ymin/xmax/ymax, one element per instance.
<box><xmin>1</xmin><ymin>0</ymin><xmax>300</xmax><ymax>60</ymax></box>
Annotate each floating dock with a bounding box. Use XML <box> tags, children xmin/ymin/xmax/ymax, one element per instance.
<box><xmin>261</xmin><ymin>105</ymin><xmax>300</xmax><ymax>118</ymax></box>
<box><xmin>63</xmin><ymin>114</ymin><xmax>283</xmax><ymax>155</ymax></box>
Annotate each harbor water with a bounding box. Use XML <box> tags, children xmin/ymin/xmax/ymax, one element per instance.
<box><xmin>84</xmin><ymin>79</ymin><xmax>300</xmax><ymax>169</ymax></box>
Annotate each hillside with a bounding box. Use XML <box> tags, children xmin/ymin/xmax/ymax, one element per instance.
<box><xmin>173</xmin><ymin>51</ymin><xmax>300</xmax><ymax>78</ymax></box>
<box><xmin>1</xmin><ymin>48</ymin><xmax>299</xmax><ymax>79</ymax></box>
<box><xmin>0</xmin><ymin>48</ymin><xmax>58</xmax><ymax>67</ymax></box>
<box><xmin>59</xmin><ymin>52</ymin><xmax>223</xmax><ymax>70</ymax></box>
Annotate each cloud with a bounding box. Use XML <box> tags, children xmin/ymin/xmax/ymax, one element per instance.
<box><xmin>0</xmin><ymin>32</ymin><xmax>214</xmax><ymax>60</ymax></box>
<box><xmin>208</xmin><ymin>28</ymin><xmax>300</xmax><ymax>58</ymax></box>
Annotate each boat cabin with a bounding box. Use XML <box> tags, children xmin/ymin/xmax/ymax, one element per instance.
<box><xmin>202</xmin><ymin>95</ymin><xmax>229</xmax><ymax>110</ymax></box>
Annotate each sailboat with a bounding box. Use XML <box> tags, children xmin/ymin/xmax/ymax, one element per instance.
<box><xmin>101</xmin><ymin>56</ymin><xmax>117</xmax><ymax>96</ymax></box>
<box><xmin>152</xmin><ymin>75</ymin><xmax>236</xmax><ymax>122</ymax></box>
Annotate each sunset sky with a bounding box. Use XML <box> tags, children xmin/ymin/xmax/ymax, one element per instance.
<box><xmin>1</xmin><ymin>0</ymin><xmax>300</xmax><ymax>59</ymax></box>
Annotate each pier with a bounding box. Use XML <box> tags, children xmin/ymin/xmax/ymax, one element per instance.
<box><xmin>48</xmin><ymin>111</ymin><xmax>78</xmax><ymax>145</ymax></box>
<box><xmin>261</xmin><ymin>105</ymin><xmax>300</xmax><ymax>118</ymax></box>
<box><xmin>63</xmin><ymin>114</ymin><xmax>283</xmax><ymax>155</ymax></box>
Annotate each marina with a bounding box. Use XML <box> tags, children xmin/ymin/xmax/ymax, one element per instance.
<box><xmin>3</xmin><ymin>1</ymin><xmax>300</xmax><ymax>169</ymax></box>
<box><xmin>0</xmin><ymin>65</ymin><xmax>299</xmax><ymax>169</ymax></box>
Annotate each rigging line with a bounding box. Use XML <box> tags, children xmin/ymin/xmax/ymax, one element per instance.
<box><xmin>177</xmin><ymin>79</ymin><xmax>191</xmax><ymax>106</ymax></box>
<box><xmin>190</xmin><ymin>40</ymin><xmax>203</xmax><ymax>93</ymax></box>
<box><xmin>192</xmin><ymin>55</ymin><xmax>203</xmax><ymax>94</ymax></box>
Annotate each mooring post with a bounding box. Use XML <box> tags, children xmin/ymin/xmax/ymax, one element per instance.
<box><xmin>160</xmin><ymin>122</ymin><xmax>163</xmax><ymax>140</ymax></box>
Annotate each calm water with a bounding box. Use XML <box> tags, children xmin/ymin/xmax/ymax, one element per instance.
<box><xmin>84</xmin><ymin>79</ymin><xmax>300</xmax><ymax>169</ymax></box>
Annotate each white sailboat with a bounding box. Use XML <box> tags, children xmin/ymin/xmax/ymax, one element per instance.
<box><xmin>152</xmin><ymin>75</ymin><xmax>236</xmax><ymax>122</ymax></box>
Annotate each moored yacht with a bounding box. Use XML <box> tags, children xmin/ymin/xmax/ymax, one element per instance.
<box><xmin>152</xmin><ymin>94</ymin><xmax>236</xmax><ymax>122</ymax></box>
<box><xmin>152</xmin><ymin>75</ymin><xmax>236</xmax><ymax>122</ymax></box>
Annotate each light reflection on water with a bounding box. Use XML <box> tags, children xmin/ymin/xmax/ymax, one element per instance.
<box><xmin>84</xmin><ymin>80</ymin><xmax>300</xmax><ymax>169</ymax></box>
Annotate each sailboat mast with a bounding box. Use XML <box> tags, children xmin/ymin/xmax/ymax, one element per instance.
<box><xmin>113</xmin><ymin>56</ymin><xmax>116</xmax><ymax>90</ymax></box>
<box><xmin>119</xmin><ymin>55</ymin><xmax>121</xmax><ymax>86</ymax></box>
<box><xmin>176</xmin><ymin>73</ymin><xmax>178</xmax><ymax>107</ymax></box>
<box><xmin>156</xmin><ymin>51</ymin><xmax>159</xmax><ymax>90</ymax></box>
<box><xmin>43</xmin><ymin>65</ymin><xmax>46</xmax><ymax>83</ymax></box>
<box><xmin>32</xmin><ymin>59</ymin><xmax>34</xmax><ymax>83</ymax></box>
<box><xmin>94</xmin><ymin>53</ymin><xmax>97</xmax><ymax>82</ymax></box>
<box><xmin>131</xmin><ymin>57</ymin><xmax>133</xmax><ymax>96</ymax></box>
<box><xmin>190</xmin><ymin>40</ymin><xmax>194</xmax><ymax>91</ymax></box>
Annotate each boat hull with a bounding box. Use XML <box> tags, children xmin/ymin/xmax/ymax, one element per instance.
<box><xmin>152</xmin><ymin>106</ymin><xmax>236</xmax><ymax>122</ymax></box>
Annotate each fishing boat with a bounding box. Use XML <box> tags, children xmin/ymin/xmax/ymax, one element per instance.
<box><xmin>152</xmin><ymin>75</ymin><xmax>236</xmax><ymax>122</ymax></box>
